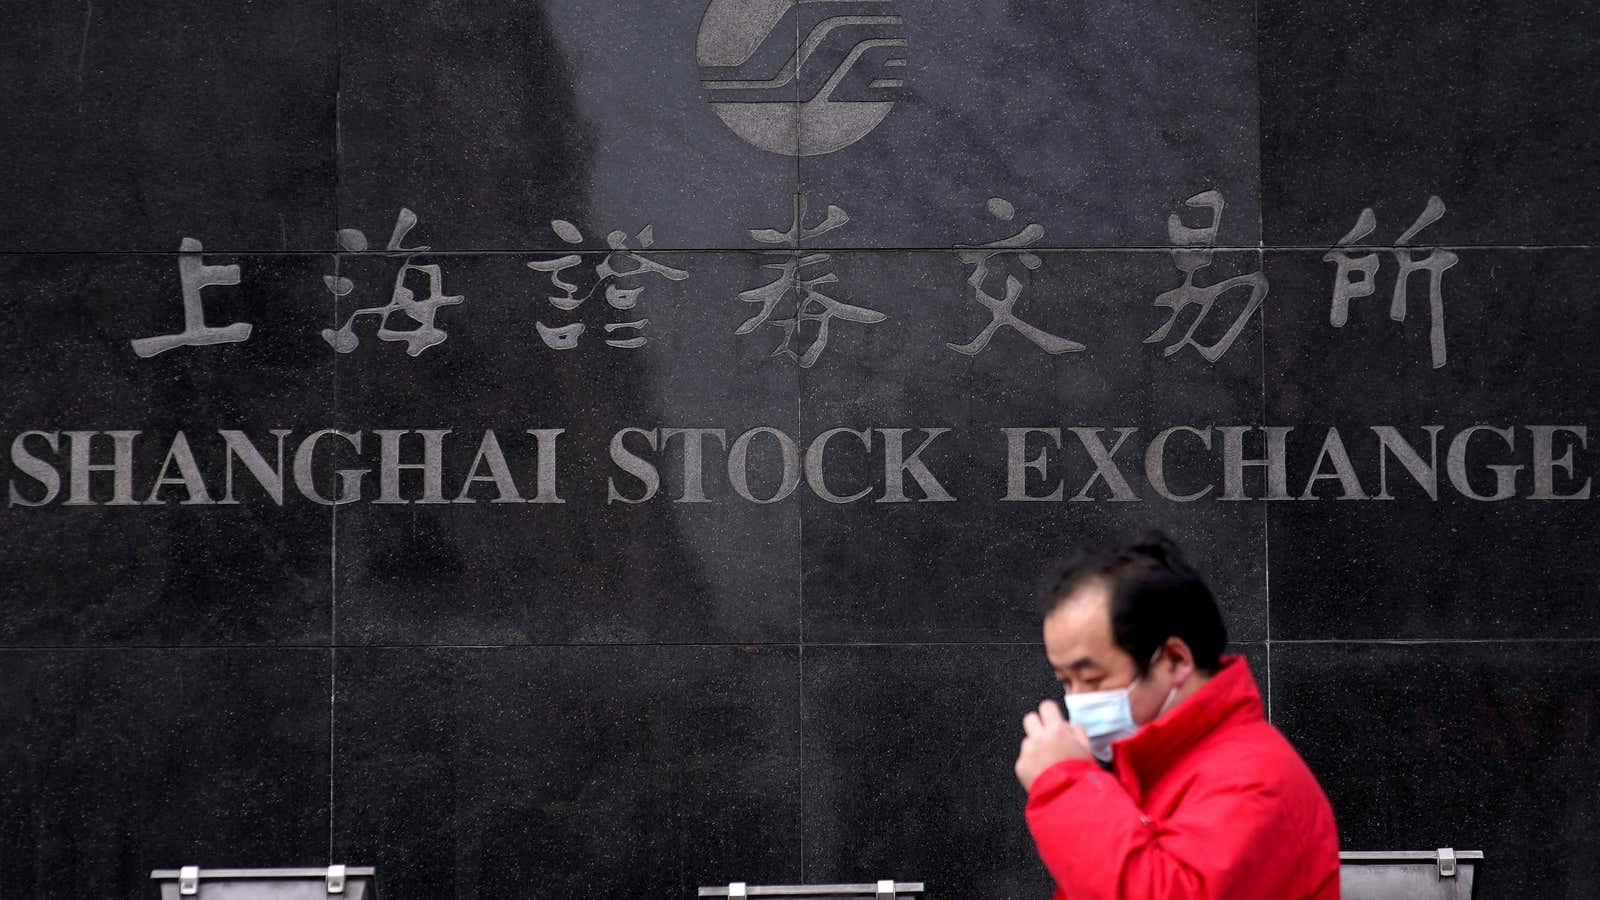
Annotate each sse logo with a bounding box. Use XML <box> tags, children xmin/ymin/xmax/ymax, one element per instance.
<box><xmin>697</xmin><ymin>0</ymin><xmax>907</xmax><ymax>156</ymax></box>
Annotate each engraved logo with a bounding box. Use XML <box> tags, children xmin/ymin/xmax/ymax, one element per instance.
<box><xmin>697</xmin><ymin>0</ymin><xmax>907</xmax><ymax>156</ymax></box>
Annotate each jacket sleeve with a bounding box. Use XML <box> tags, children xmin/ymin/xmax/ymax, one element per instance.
<box><xmin>1024</xmin><ymin>758</ymin><xmax>1299</xmax><ymax>900</ymax></box>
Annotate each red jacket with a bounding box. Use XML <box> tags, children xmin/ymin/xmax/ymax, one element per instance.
<box><xmin>1025</xmin><ymin>656</ymin><xmax>1340</xmax><ymax>899</ymax></box>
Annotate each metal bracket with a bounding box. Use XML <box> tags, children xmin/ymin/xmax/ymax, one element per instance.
<box><xmin>1437</xmin><ymin>848</ymin><xmax>1457</xmax><ymax>877</ymax></box>
<box><xmin>327</xmin><ymin>865</ymin><xmax>347</xmax><ymax>894</ymax></box>
<box><xmin>876</xmin><ymin>879</ymin><xmax>896</xmax><ymax>900</ymax></box>
<box><xmin>728</xmin><ymin>883</ymin><xmax>747</xmax><ymax>899</ymax></box>
<box><xmin>179</xmin><ymin>866</ymin><xmax>200</xmax><ymax>896</ymax></box>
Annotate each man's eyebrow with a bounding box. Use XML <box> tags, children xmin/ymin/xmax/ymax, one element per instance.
<box><xmin>1064</xmin><ymin>657</ymin><xmax>1101</xmax><ymax>674</ymax></box>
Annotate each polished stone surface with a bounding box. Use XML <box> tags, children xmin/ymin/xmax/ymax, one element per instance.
<box><xmin>0</xmin><ymin>649</ymin><xmax>330</xmax><ymax>900</ymax></box>
<box><xmin>332</xmin><ymin>645</ymin><xmax>801</xmax><ymax>897</ymax></box>
<box><xmin>797</xmin><ymin>0</ymin><xmax>1261</xmax><ymax>249</ymax></box>
<box><xmin>337</xmin><ymin>0</ymin><xmax>796</xmax><ymax>251</ymax></box>
<box><xmin>1</xmin><ymin>1</ymin><xmax>1596</xmax><ymax>897</ymax></box>
<box><xmin>1264</xmin><ymin>249</ymin><xmax>1600</xmax><ymax>639</ymax></box>
<box><xmin>0</xmin><ymin>1</ymin><xmax>337</xmax><ymax>251</ymax></box>
<box><xmin>1260</xmin><ymin>0</ymin><xmax>1600</xmax><ymax>245</ymax></box>
<box><xmin>0</xmin><ymin>254</ymin><xmax>333</xmax><ymax>645</ymax></box>
<box><xmin>801</xmin><ymin>644</ymin><xmax>1057</xmax><ymax>900</ymax></box>
<box><xmin>797</xmin><ymin>251</ymin><xmax>1267</xmax><ymax>643</ymax></box>
<box><xmin>802</xmin><ymin>642</ymin><xmax>1269</xmax><ymax>900</ymax></box>
<box><xmin>1274</xmin><ymin>642</ymin><xmax>1600</xmax><ymax>898</ymax></box>
<box><xmin>330</xmin><ymin>252</ymin><xmax>801</xmax><ymax>644</ymax></box>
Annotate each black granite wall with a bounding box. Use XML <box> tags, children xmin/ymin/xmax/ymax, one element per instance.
<box><xmin>2</xmin><ymin>1</ymin><xmax>1596</xmax><ymax>898</ymax></box>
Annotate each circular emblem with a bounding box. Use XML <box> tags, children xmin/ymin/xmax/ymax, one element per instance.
<box><xmin>697</xmin><ymin>0</ymin><xmax>907</xmax><ymax>156</ymax></box>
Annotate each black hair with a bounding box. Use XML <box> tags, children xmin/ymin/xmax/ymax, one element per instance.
<box><xmin>1035</xmin><ymin>531</ymin><xmax>1228</xmax><ymax>675</ymax></box>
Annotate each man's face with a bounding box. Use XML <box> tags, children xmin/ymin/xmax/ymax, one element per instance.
<box><xmin>1043</xmin><ymin>579</ymin><xmax>1174</xmax><ymax>726</ymax></box>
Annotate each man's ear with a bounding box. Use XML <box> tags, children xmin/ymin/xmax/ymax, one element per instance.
<box><xmin>1164</xmin><ymin>637</ymin><xmax>1197</xmax><ymax>687</ymax></box>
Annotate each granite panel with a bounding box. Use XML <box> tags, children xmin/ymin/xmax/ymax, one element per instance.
<box><xmin>330</xmin><ymin>252</ymin><xmax>801</xmax><ymax>644</ymax></box>
<box><xmin>1264</xmin><ymin>249</ymin><xmax>1600</xmax><ymax>639</ymax></box>
<box><xmin>801</xmin><ymin>643</ymin><xmax>1054</xmax><ymax>899</ymax></box>
<box><xmin>798</xmin><ymin>251</ymin><xmax>1267</xmax><ymax>643</ymax></box>
<box><xmin>332</xmin><ymin>645</ymin><xmax>801</xmax><ymax>897</ymax></box>
<box><xmin>0</xmin><ymin>649</ymin><xmax>330</xmax><ymax>900</ymax></box>
<box><xmin>801</xmin><ymin>642</ymin><xmax>1269</xmax><ymax>899</ymax></box>
<box><xmin>336</xmin><ymin>0</ymin><xmax>798</xmax><ymax>251</ymax></box>
<box><xmin>0</xmin><ymin>0</ymin><xmax>337</xmax><ymax>251</ymax></box>
<box><xmin>1260</xmin><ymin>0</ymin><xmax>1600</xmax><ymax>245</ymax></box>
<box><xmin>795</xmin><ymin>0</ymin><xmax>1260</xmax><ymax>248</ymax></box>
<box><xmin>1273</xmin><ymin>642</ymin><xmax>1600</xmax><ymax>898</ymax></box>
<box><xmin>0</xmin><ymin>254</ymin><xmax>334</xmax><ymax>645</ymax></box>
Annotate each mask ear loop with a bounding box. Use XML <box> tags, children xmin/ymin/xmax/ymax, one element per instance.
<box><xmin>1156</xmin><ymin>686</ymin><xmax>1180</xmax><ymax>718</ymax></box>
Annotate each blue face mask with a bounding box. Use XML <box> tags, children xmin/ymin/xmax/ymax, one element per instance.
<box><xmin>1063</xmin><ymin>650</ymin><xmax>1178</xmax><ymax>762</ymax></box>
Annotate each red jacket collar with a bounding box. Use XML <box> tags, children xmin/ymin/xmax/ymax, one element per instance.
<box><xmin>1113</xmin><ymin>655</ymin><xmax>1264</xmax><ymax>796</ymax></box>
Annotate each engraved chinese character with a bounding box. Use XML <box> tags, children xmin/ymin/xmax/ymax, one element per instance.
<box><xmin>947</xmin><ymin>197</ymin><xmax>1083</xmax><ymax>357</ymax></box>
<box><xmin>1144</xmin><ymin>190</ymin><xmax>1267</xmax><ymax>363</ymax></box>
<box><xmin>1325</xmin><ymin>195</ymin><xmax>1458</xmax><ymax>369</ymax></box>
<box><xmin>322</xmin><ymin>208</ymin><xmax>462</xmax><ymax>356</ymax></box>
<box><xmin>526</xmin><ymin>220</ymin><xmax>688</xmax><ymax>350</ymax></box>
<box><xmin>737</xmin><ymin>194</ymin><xmax>886</xmax><ymax>367</ymax></box>
<box><xmin>131</xmin><ymin>238</ymin><xmax>252</xmax><ymax>358</ymax></box>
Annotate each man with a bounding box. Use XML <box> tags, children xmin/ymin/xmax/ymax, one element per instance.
<box><xmin>1014</xmin><ymin>533</ymin><xmax>1340</xmax><ymax>899</ymax></box>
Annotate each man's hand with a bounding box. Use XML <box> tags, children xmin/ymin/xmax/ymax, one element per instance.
<box><xmin>1015</xmin><ymin>699</ymin><xmax>1093</xmax><ymax>791</ymax></box>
